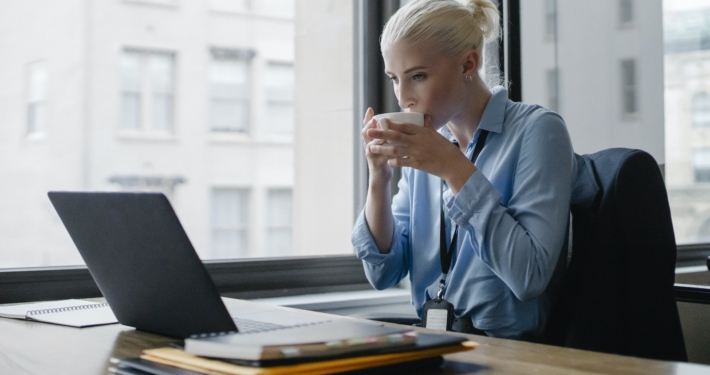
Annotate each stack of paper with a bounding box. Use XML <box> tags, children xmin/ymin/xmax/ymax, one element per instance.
<box><xmin>183</xmin><ymin>320</ymin><xmax>417</xmax><ymax>362</ymax></box>
<box><xmin>110</xmin><ymin>329</ymin><xmax>477</xmax><ymax>375</ymax></box>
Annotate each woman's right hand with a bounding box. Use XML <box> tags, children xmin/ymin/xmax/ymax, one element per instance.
<box><xmin>362</xmin><ymin>107</ymin><xmax>393</xmax><ymax>183</ymax></box>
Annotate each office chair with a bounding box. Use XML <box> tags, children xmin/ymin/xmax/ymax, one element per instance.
<box><xmin>543</xmin><ymin>148</ymin><xmax>688</xmax><ymax>362</ymax></box>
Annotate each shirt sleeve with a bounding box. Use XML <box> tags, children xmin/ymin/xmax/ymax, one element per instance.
<box><xmin>445</xmin><ymin>112</ymin><xmax>574</xmax><ymax>301</ymax></box>
<box><xmin>351</xmin><ymin>169</ymin><xmax>412</xmax><ymax>290</ymax></box>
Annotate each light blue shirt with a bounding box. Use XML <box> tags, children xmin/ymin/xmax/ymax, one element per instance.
<box><xmin>352</xmin><ymin>86</ymin><xmax>575</xmax><ymax>339</ymax></box>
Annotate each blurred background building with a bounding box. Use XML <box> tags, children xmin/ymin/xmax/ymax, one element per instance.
<box><xmin>0</xmin><ymin>0</ymin><xmax>355</xmax><ymax>267</ymax></box>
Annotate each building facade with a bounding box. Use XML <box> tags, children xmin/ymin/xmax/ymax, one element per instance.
<box><xmin>0</xmin><ymin>0</ymin><xmax>302</xmax><ymax>267</ymax></box>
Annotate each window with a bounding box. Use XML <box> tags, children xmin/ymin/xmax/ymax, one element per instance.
<box><xmin>620</xmin><ymin>59</ymin><xmax>637</xmax><ymax>115</ymax></box>
<box><xmin>522</xmin><ymin>0</ymin><xmax>710</xmax><ymax>247</ymax></box>
<box><xmin>108</xmin><ymin>176</ymin><xmax>186</xmax><ymax>200</ymax></box>
<box><xmin>264</xmin><ymin>62</ymin><xmax>295</xmax><ymax>136</ymax></box>
<box><xmin>546</xmin><ymin>68</ymin><xmax>559</xmax><ymax>112</ymax></box>
<box><xmin>619</xmin><ymin>0</ymin><xmax>633</xmax><ymax>25</ymax></box>
<box><xmin>265</xmin><ymin>189</ymin><xmax>293</xmax><ymax>256</ymax></box>
<box><xmin>211</xmin><ymin>188</ymin><xmax>249</xmax><ymax>258</ymax></box>
<box><xmin>691</xmin><ymin>92</ymin><xmax>710</xmax><ymax>128</ymax></box>
<box><xmin>124</xmin><ymin>0</ymin><xmax>178</xmax><ymax>6</ymax></box>
<box><xmin>254</xmin><ymin>0</ymin><xmax>295</xmax><ymax>18</ymax></box>
<box><xmin>545</xmin><ymin>0</ymin><xmax>557</xmax><ymax>41</ymax></box>
<box><xmin>26</xmin><ymin>61</ymin><xmax>47</xmax><ymax>134</ymax></box>
<box><xmin>120</xmin><ymin>50</ymin><xmax>175</xmax><ymax>132</ymax></box>
<box><xmin>0</xmin><ymin>0</ymin><xmax>355</xmax><ymax>271</ymax></box>
<box><xmin>211</xmin><ymin>0</ymin><xmax>250</xmax><ymax>13</ymax></box>
<box><xmin>209</xmin><ymin>49</ymin><xmax>253</xmax><ymax>133</ymax></box>
<box><xmin>693</xmin><ymin>150</ymin><xmax>710</xmax><ymax>183</ymax></box>
<box><xmin>697</xmin><ymin>216</ymin><xmax>710</xmax><ymax>242</ymax></box>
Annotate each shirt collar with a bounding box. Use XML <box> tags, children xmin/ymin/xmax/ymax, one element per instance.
<box><xmin>440</xmin><ymin>85</ymin><xmax>508</xmax><ymax>142</ymax></box>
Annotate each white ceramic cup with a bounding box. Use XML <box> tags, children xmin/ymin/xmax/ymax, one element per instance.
<box><xmin>374</xmin><ymin>112</ymin><xmax>424</xmax><ymax>130</ymax></box>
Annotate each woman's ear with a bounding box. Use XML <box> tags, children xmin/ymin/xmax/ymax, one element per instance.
<box><xmin>462</xmin><ymin>49</ymin><xmax>480</xmax><ymax>78</ymax></box>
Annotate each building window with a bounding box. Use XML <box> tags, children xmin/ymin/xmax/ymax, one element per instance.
<box><xmin>120</xmin><ymin>50</ymin><xmax>175</xmax><ymax>132</ymax></box>
<box><xmin>123</xmin><ymin>0</ymin><xmax>178</xmax><ymax>6</ymax></box>
<box><xmin>27</xmin><ymin>62</ymin><xmax>48</xmax><ymax>134</ymax></box>
<box><xmin>619</xmin><ymin>0</ymin><xmax>633</xmax><ymax>25</ymax></box>
<box><xmin>209</xmin><ymin>48</ymin><xmax>254</xmax><ymax>133</ymax></box>
<box><xmin>108</xmin><ymin>175</ymin><xmax>185</xmax><ymax>200</ymax></box>
<box><xmin>265</xmin><ymin>188</ymin><xmax>292</xmax><ymax>256</ymax></box>
<box><xmin>691</xmin><ymin>92</ymin><xmax>710</xmax><ymax>128</ymax></box>
<box><xmin>264</xmin><ymin>62</ymin><xmax>295</xmax><ymax>136</ymax></box>
<box><xmin>211</xmin><ymin>188</ymin><xmax>249</xmax><ymax>258</ymax></box>
<box><xmin>546</xmin><ymin>68</ymin><xmax>559</xmax><ymax>112</ymax></box>
<box><xmin>693</xmin><ymin>149</ymin><xmax>710</xmax><ymax>183</ymax></box>
<box><xmin>254</xmin><ymin>0</ymin><xmax>295</xmax><ymax>18</ymax></box>
<box><xmin>620</xmin><ymin>59</ymin><xmax>637</xmax><ymax>115</ymax></box>
<box><xmin>211</xmin><ymin>0</ymin><xmax>250</xmax><ymax>13</ymax></box>
<box><xmin>545</xmin><ymin>0</ymin><xmax>557</xmax><ymax>41</ymax></box>
<box><xmin>697</xmin><ymin>216</ymin><xmax>710</xmax><ymax>243</ymax></box>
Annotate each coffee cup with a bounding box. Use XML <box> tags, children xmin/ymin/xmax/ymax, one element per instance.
<box><xmin>374</xmin><ymin>112</ymin><xmax>425</xmax><ymax>130</ymax></box>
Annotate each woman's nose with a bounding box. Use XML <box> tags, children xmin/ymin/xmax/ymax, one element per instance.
<box><xmin>397</xmin><ymin>85</ymin><xmax>415</xmax><ymax>110</ymax></box>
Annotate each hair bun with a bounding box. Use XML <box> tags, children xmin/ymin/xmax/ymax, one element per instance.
<box><xmin>462</xmin><ymin>0</ymin><xmax>500</xmax><ymax>43</ymax></box>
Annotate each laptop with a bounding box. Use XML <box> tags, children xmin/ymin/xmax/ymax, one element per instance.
<box><xmin>48</xmin><ymin>191</ymin><xmax>332</xmax><ymax>338</ymax></box>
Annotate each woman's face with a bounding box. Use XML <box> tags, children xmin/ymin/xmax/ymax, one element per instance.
<box><xmin>382</xmin><ymin>40</ymin><xmax>467</xmax><ymax>129</ymax></box>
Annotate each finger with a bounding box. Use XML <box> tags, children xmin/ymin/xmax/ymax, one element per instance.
<box><xmin>365</xmin><ymin>139</ymin><xmax>389</xmax><ymax>155</ymax></box>
<box><xmin>423</xmin><ymin>115</ymin><xmax>434</xmax><ymax>130</ymax></box>
<box><xmin>366</xmin><ymin>128</ymin><xmax>407</xmax><ymax>144</ymax></box>
<box><xmin>388</xmin><ymin>157</ymin><xmax>413</xmax><ymax>168</ymax></box>
<box><xmin>361</xmin><ymin>116</ymin><xmax>378</xmax><ymax>143</ymax></box>
<box><xmin>362</xmin><ymin>107</ymin><xmax>374</xmax><ymax>127</ymax></box>
<box><xmin>366</xmin><ymin>138</ymin><xmax>387</xmax><ymax>148</ymax></box>
<box><xmin>369</xmin><ymin>143</ymin><xmax>409</xmax><ymax>157</ymax></box>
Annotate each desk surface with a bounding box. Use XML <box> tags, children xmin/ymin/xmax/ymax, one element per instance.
<box><xmin>1</xmin><ymin>298</ymin><xmax>709</xmax><ymax>375</ymax></box>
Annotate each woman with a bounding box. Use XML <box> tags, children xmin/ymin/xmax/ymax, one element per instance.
<box><xmin>351</xmin><ymin>0</ymin><xmax>575</xmax><ymax>340</ymax></box>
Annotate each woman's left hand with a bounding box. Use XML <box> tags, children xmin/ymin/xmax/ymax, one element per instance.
<box><xmin>365</xmin><ymin>116</ymin><xmax>478</xmax><ymax>194</ymax></box>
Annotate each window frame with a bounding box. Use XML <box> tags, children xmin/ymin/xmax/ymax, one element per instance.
<box><xmin>618</xmin><ymin>0</ymin><xmax>634</xmax><ymax>28</ymax></box>
<box><xmin>119</xmin><ymin>48</ymin><xmax>177</xmax><ymax>135</ymax></box>
<box><xmin>264</xmin><ymin>188</ymin><xmax>294</xmax><ymax>257</ymax></box>
<box><xmin>210</xmin><ymin>187</ymin><xmax>251</xmax><ymax>258</ymax></box>
<box><xmin>2</xmin><ymin>0</ymin><xmax>706</xmax><ymax>306</ymax></box>
<box><xmin>26</xmin><ymin>61</ymin><xmax>48</xmax><ymax>135</ymax></box>
<box><xmin>620</xmin><ymin>58</ymin><xmax>638</xmax><ymax>117</ymax></box>
<box><xmin>208</xmin><ymin>47</ymin><xmax>255</xmax><ymax>134</ymax></box>
<box><xmin>691</xmin><ymin>92</ymin><xmax>710</xmax><ymax>128</ymax></box>
<box><xmin>263</xmin><ymin>61</ymin><xmax>295</xmax><ymax>137</ymax></box>
<box><xmin>0</xmin><ymin>0</ymin><xmax>397</xmax><ymax>304</ymax></box>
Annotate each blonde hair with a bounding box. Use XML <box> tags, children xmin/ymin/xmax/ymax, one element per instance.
<box><xmin>381</xmin><ymin>0</ymin><xmax>500</xmax><ymax>84</ymax></box>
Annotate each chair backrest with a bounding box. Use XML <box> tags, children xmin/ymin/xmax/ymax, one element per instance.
<box><xmin>543</xmin><ymin>148</ymin><xmax>687</xmax><ymax>362</ymax></box>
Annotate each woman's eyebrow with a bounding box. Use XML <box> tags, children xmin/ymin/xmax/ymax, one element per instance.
<box><xmin>384</xmin><ymin>65</ymin><xmax>428</xmax><ymax>75</ymax></box>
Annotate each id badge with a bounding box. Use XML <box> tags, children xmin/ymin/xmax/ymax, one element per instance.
<box><xmin>421</xmin><ymin>298</ymin><xmax>454</xmax><ymax>331</ymax></box>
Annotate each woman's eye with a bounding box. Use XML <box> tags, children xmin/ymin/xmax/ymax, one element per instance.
<box><xmin>412</xmin><ymin>73</ymin><xmax>426</xmax><ymax>81</ymax></box>
<box><xmin>388</xmin><ymin>76</ymin><xmax>398</xmax><ymax>83</ymax></box>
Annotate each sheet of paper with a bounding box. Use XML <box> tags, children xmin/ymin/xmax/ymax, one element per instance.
<box><xmin>0</xmin><ymin>299</ymin><xmax>97</xmax><ymax>319</ymax></box>
<box><xmin>29</xmin><ymin>304</ymin><xmax>118</xmax><ymax>327</ymax></box>
<box><xmin>425</xmin><ymin>309</ymin><xmax>448</xmax><ymax>331</ymax></box>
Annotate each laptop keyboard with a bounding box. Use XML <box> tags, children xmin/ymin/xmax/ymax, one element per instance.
<box><xmin>232</xmin><ymin>317</ymin><xmax>284</xmax><ymax>333</ymax></box>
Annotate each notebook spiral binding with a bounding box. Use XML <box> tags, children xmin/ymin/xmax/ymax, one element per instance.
<box><xmin>26</xmin><ymin>302</ymin><xmax>110</xmax><ymax>316</ymax></box>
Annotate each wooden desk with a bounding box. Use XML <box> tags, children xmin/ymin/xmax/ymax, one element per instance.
<box><xmin>1</xmin><ymin>298</ymin><xmax>709</xmax><ymax>375</ymax></box>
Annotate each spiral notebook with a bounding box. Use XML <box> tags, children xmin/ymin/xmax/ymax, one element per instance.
<box><xmin>0</xmin><ymin>299</ymin><xmax>118</xmax><ymax>327</ymax></box>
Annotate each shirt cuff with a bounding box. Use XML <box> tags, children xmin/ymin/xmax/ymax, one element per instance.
<box><xmin>444</xmin><ymin>170</ymin><xmax>502</xmax><ymax>227</ymax></box>
<box><xmin>351</xmin><ymin>209</ymin><xmax>400</xmax><ymax>265</ymax></box>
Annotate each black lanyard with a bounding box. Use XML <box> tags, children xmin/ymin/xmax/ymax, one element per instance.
<box><xmin>439</xmin><ymin>129</ymin><xmax>489</xmax><ymax>282</ymax></box>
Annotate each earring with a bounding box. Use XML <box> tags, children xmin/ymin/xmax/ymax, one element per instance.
<box><xmin>465</xmin><ymin>75</ymin><xmax>473</xmax><ymax>81</ymax></box>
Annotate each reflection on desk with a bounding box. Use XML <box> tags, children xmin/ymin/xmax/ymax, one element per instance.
<box><xmin>0</xmin><ymin>298</ymin><xmax>709</xmax><ymax>375</ymax></box>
